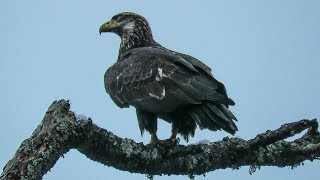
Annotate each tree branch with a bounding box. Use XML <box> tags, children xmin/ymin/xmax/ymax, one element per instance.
<box><xmin>1</xmin><ymin>100</ymin><xmax>319</xmax><ymax>179</ymax></box>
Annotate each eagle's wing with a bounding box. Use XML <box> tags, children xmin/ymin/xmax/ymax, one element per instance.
<box><xmin>176</xmin><ymin>51</ymin><xmax>234</xmax><ymax>105</ymax></box>
<box><xmin>104</xmin><ymin>46</ymin><xmax>233</xmax><ymax>109</ymax></box>
<box><xmin>104</xmin><ymin>56</ymin><xmax>161</xmax><ymax>108</ymax></box>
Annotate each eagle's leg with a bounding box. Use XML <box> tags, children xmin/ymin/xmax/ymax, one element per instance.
<box><xmin>169</xmin><ymin>128</ymin><xmax>179</xmax><ymax>139</ymax></box>
<box><xmin>151</xmin><ymin>126</ymin><xmax>179</xmax><ymax>145</ymax></box>
<box><xmin>149</xmin><ymin>125</ymin><xmax>180</xmax><ymax>145</ymax></box>
<box><xmin>136</xmin><ymin>108</ymin><xmax>158</xmax><ymax>143</ymax></box>
<box><xmin>150</xmin><ymin>133</ymin><xmax>178</xmax><ymax>145</ymax></box>
<box><xmin>150</xmin><ymin>132</ymin><xmax>160</xmax><ymax>144</ymax></box>
<box><xmin>136</xmin><ymin>109</ymin><xmax>178</xmax><ymax>145</ymax></box>
<box><xmin>151</xmin><ymin>127</ymin><xmax>179</xmax><ymax>145</ymax></box>
<box><xmin>168</xmin><ymin>123</ymin><xmax>180</xmax><ymax>144</ymax></box>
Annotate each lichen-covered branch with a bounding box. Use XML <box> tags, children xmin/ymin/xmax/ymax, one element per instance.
<box><xmin>1</xmin><ymin>100</ymin><xmax>319</xmax><ymax>180</ymax></box>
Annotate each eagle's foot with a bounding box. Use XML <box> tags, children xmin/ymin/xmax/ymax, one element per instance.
<box><xmin>168</xmin><ymin>137</ymin><xmax>180</xmax><ymax>145</ymax></box>
<box><xmin>150</xmin><ymin>138</ymin><xmax>179</xmax><ymax>146</ymax></box>
<box><xmin>149</xmin><ymin>133</ymin><xmax>179</xmax><ymax>146</ymax></box>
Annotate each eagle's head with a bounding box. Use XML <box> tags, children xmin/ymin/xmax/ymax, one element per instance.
<box><xmin>99</xmin><ymin>12</ymin><xmax>151</xmax><ymax>36</ymax></box>
<box><xmin>99</xmin><ymin>12</ymin><xmax>156</xmax><ymax>56</ymax></box>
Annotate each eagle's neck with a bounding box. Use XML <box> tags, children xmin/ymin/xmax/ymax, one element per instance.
<box><xmin>118</xmin><ymin>21</ymin><xmax>158</xmax><ymax>59</ymax></box>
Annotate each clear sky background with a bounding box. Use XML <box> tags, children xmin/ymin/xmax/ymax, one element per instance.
<box><xmin>1</xmin><ymin>1</ymin><xmax>319</xmax><ymax>179</ymax></box>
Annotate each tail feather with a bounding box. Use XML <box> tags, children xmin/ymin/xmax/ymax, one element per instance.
<box><xmin>190</xmin><ymin>106</ymin><xmax>221</xmax><ymax>131</ymax></box>
<box><xmin>202</xmin><ymin>105</ymin><xmax>229</xmax><ymax>130</ymax></box>
<box><xmin>220</xmin><ymin>104</ymin><xmax>237</xmax><ymax>121</ymax></box>
<box><xmin>207</xmin><ymin>103</ymin><xmax>231</xmax><ymax>124</ymax></box>
<box><xmin>188</xmin><ymin>102</ymin><xmax>238</xmax><ymax>135</ymax></box>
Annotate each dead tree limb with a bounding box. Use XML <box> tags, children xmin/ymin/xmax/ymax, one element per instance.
<box><xmin>1</xmin><ymin>100</ymin><xmax>319</xmax><ymax>180</ymax></box>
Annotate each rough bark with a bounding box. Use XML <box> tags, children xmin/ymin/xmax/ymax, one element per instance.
<box><xmin>1</xmin><ymin>100</ymin><xmax>319</xmax><ymax>180</ymax></box>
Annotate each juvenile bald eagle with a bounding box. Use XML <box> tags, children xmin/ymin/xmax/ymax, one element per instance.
<box><xmin>99</xmin><ymin>12</ymin><xmax>237</xmax><ymax>144</ymax></box>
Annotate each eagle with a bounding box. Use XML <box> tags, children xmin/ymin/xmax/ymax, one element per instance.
<box><xmin>99</xmin><ymin>12</ymin><xmax>237</xmax><ymax>145</ymax></box>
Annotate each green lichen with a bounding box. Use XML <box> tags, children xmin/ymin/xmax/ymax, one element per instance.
<box><xmin>303</xmin><ymin>143</ymin><xmax>316</xmax><ymax>150</ymax></box>
<box><xmin>150</xmin><ymin>148</ymin><xmax>159</xmax><ymax>160</ymax></box>
<box><xmin>256</xmin><ymin>147</ymin><xmax>266</xmax><ymax>164</ymax></box>
<box><xmin>200</xmin><ymin>145</ymin><xmax>211</xmax><ymax>154</ymax></box>
<box><xmin>141</xmin><ymin>148</ymin><xmax>159</xmax><ymax>161</ymax></box>
<box><xmin>121</xmin><ymin>139</ymin><xmax>134</xmax><ymax>157</ymax></box>
<box><xmin>26</xmin><ymin>158</ymin><xmax>44</xmax><ymax>179</ymax></box>
<box><xmin>186</xmin><ymin>156</ymin><xmax>198</xmax><ymax>171</ymax></box>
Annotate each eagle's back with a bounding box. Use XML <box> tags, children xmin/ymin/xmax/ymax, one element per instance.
<box><xmin>104</xmin><ymin>47</ymin><xmax>234</xmax><ymax>113</ymax></box>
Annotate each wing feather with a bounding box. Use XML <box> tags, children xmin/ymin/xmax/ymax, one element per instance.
<box><xmin>104</xmin><ymin>46</ymin><xmax>233</xmax><ymax>109</ymax></box>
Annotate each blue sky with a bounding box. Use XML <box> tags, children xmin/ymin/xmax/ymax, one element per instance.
<box><xmin>1</xmin><ymin>1</ymin><xmax>320</xmax><ymax>179</ymax></box>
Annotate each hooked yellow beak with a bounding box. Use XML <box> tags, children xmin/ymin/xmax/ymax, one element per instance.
<box><xmin>99</xmin><ymin>20</ymin><xmax>119</xmax><ymax>35</ymax></box>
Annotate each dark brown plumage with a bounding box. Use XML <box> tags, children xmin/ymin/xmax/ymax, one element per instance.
<box><xmin>99</xmin><ymin>12</ymin><xmax>237</xmax><ymax>144</ymax></box>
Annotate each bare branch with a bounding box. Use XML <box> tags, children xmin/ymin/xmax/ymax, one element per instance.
<box><xmin>1</xmin><ymin>100</ymin><xmax>319</xmax><ymax>180</ymax></box>
<box><xmin>248</xmin><ymin>119</ymin><xmax>318</xmax><ymax>149</ymax></box>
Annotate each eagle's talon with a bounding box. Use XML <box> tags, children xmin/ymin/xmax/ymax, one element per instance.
<box><xmin>149</xmin><ymin>138</ymin><xmax>178</xmax><ymax>146</ymax></box>
<box><xmin>172</xmin><ymin>137</ymin><xmax>180</xmax><ymax>145</ymax></box>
